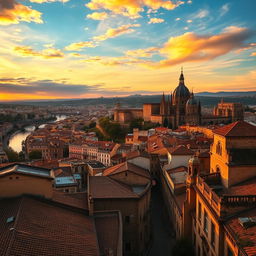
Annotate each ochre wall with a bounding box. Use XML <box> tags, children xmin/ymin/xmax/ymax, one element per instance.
<box><xmin>0</xmin><ymin>173</ymin><xmax>53</xmax><ymax>198</ymax></box>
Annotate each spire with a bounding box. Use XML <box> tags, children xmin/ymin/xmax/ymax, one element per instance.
<box><xmin>179</xmin><ymin>67</ymin><xmax>184</xmax><ymax>84</ymax></box>
<box><xmin>161</xmin><ymin>92</ymin><xmax>165</xmax><ymax>103</ymax></box>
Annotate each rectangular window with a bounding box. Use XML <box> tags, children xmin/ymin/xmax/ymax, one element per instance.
<box><xmin>198</xmin><ymin>202</ymin><xmax>202</xmax><ymax>222</ymax></box>
<box><xmin>125</xmin><ymin>242</ymin><xmax>131</xmax><ymax>252</ymax></box>
<box><xmin>204</xmin><ymin>210</ymin><xmax>209</xmax><ymax>234</ymax></box>
<box><xmin>125</xmin><ymin>216</ymin><xmax>130</xmax><ymax>224</ymax></box>
<box><xmin>227</xmin><ymin>246</ymin><xmax>234</xmax><ymax>256</ymax></box>
<box><xmin>211</xmin><ymin>221</ymin><xmax>216</xmax><ymax>247</ymax></box>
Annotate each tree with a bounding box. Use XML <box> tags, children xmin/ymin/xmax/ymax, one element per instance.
<box><xmin>4</xmin><ymin>148</ymin><xmax>20</xmax><ymax>162</ymax></box>
<box><xmin>171</xmin><ymin>238</ymin><xmax>195</xmax><ymax>256</ymax></box>
<box><xmin>29</xmin><ymin>150</ymin><xmax>42</xmax><ymax>160</ymax></box>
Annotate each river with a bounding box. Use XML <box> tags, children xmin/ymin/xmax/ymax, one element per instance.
<box><xmin>8</xmin><ymin>115</ymin><xmax>67</xmax><ymax>153</ymax></box>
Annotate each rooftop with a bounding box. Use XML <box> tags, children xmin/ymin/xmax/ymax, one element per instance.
<box><xmin>0</xmin><ymin>164</ymin><xmax>52</xmax><ymax>179</ymax></box>
<box><xmin>213</xmin><ymin>121</ymin><xmax>256</xmax><ymax>137</ymax></box>
<box><xmin>0</xmin><ymin>196</ymin><xmax>99</xmax><ymax>256</ymax></box>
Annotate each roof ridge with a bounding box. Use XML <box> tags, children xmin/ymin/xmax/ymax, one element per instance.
<box><xmin>105</xmin><ymin>177</ymin><xmax>138</xmax><ymax>197</ymax></box>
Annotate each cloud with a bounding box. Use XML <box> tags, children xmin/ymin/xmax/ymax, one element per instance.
<box><xmin>0</xmin><ymin>78</ymin><xmax>94</xmax><ymax>96</ymax></box>
<box><xmin>194</xmin><ymin>9</ymin><xmax>209</xmax><ymax>19</ymax></box>
<box><xmin>251</xmin><ymin>52</ymin><xmax>256</xmax><ymax>56</ymax></box>
<box><xmin>126</xmin><ymin>47</ymin><xmax>159</xmax><ymax>58</ymax></box>
<box><xmin>175</xmin><ymin>17</ymin><xmax>180</xmax><ymax>21</ymax></box>
<box><xmin>148</xmin><ymin>18</ymin><xmax>164</xmax><ymax>24</ymax></box>
<box><xmin>187</xmin><ymin>19</ymin><xmax>192</xmax><ymax>23</ymax></box>
<box><xmin>30</xmin><ymin>0</ymin><xmax>69</xmax><ymax>2</ymax></box>
<box><xmin>220</xmin><ymin>3</ymin><xmax>230</xmax><ymax>17</ymax></box>
<box><xmin>64</xmin><ymin>41</ymin><xmax>96</xmax><ymax>51</ymax></box>
<box><xmin>93</xmin><ymin>24</ymin><xmax>140</xmax><ymax>41</ymax></box>
<box><xmin>0</xmin><ymin>0</ymin><xmax>43</xmax><ymax>25</ymax></box>
<box><xmin>86</xmin><ymin>0</ymin><xmax>184</xmax><ymax>19</ymax></box>
<box><xmin>150</xmin><ymin>26</ymin><xmax>255</xmax><ymax>68</ymax></box>
<box><xmin>0</xmin><ymin>77</ymin><xmax>162</xmax><ymax>98</ymax></box>
<box><xmin>87</xmin><ymin>11</ymin><xmax>108</xmax><ymax>20</ymax></box>
<box><xmin>14</xmin><ymin>45</ymin><xmax>64</xmax><ymax>59</ymax></box>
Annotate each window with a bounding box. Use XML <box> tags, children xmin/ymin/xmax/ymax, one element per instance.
<box><xmin>204</xmin><ymin>210</ymin><xmax>209</xmax><ymax>234</ymax></box>
<box><xmin>125</xmin><ymin>216</ymin><xmax>130</xmax><ymax>224</ymax></box>
<box><xmin>198</xmin><ymin>202</ymin><xmax>202</xmax><ymax>222</ymax></box>
<box><xmin>125</xmin><ymin>242</ymin><xmax>131</xmax><ymax>252</ymax></box>
<box><xmin>211</xmin><ymin>221</ymin><xmax>216</xmax><ymax>247</ymax></box>
<box><xmin>216</xmin><ymin>141</ymin><xmax>222</xmax><ymax>155</ymax></box>
<box><xmin>227</xmin><ymin>246</ymin><xmax>234</xmax><ymax>256</ymax></box>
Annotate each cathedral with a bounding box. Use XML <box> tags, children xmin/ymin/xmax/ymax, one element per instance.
<box><xmin>114</xmin><ymin>70</ymin><xmax>243</xmax><ymax>129</ymax></box>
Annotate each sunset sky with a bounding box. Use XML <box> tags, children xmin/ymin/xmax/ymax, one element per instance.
<box><xmin>0</xmin><ymin>0</ymin><xmax>255</xmax><ymax>101</ymax></box>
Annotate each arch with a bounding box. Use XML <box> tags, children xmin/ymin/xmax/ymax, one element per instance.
<box><xmin>216</xmin><ymin>165</ymin><xmax>221</xmax><ymax>173</ymax></box>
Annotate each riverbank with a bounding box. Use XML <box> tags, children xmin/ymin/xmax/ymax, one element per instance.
<box><xmin>2</xmin><ymin>117</ymin><xmax>57</xmax><ymax>152</ymax></box>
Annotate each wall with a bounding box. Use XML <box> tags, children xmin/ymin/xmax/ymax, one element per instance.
<box><xmin>0</xmin><ymin>173</ymin><xmax>53</xmax><ymax>198</ymax></box>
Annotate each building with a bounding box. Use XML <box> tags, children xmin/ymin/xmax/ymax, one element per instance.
<box><xmin>114</xmin><ymin>70</ymin><xmax>244</xmax><ymax>129</ymax></box>
<box><xmin>0</xmin><ymin>163</ymin><xmax>123</xmax><ymax>256</ymax></box>
<box><xmin>182</xmin><ymin>121</ymin><xmax>256</xmax><ymax>256</ymax></box>
<box><xmin>88</xmin><ymin>161</ymin><xmax>152</xmax><ymax>256</ymax></box>
<box><xmin>115</xmin><ymin>70</ymin><xmax>201</xmax><ymax>129</ymax></box>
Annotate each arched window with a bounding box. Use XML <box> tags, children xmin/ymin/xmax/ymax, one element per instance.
<box><xmin>216</xmin><ymin>166</ymin><xmax>221</xmax><ymax>173</ymax></box>
<box><xmin>216</xmin><ymin>141</ymin><xmax>222</xmax><ymax>156</ymax></box>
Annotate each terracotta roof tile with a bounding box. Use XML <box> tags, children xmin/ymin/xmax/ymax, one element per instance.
<box><xmin>89</xmin><ymin>176</ymin><xmax>138</xmax><ymax>199</ymax></box>
<box><xmin>0</xmin><ymin>196</ymin><xmax>99</xmax><ymax>256</ymax></box>
<box><xmin>167</xmin><ymin>145</ymin><xmax>194</xmax><ymax>155</ymax></box>
<box><xmin>225</xmin><ymin>207</ymin><xmax>256</xmax><ymax>256</ymax></box>
<box><xmin>213</xmin><ymin>121</ymin><xmax>256</xmax><ymax>137</ymax></box>
<box><xmin>103</xmin><ymin>162</ymin><xmax>151</xmax><ymax>179</ymax></box>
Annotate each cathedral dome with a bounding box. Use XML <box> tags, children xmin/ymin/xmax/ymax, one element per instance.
<box><xmin>186</xmin><ymin>93</ymin><xmax>198</xmax><ymax>106</ymax></box>
<box><xmin>172</xmin><ymin>71</ymin><xmax>190</xmax><ymax>104</ymax></box>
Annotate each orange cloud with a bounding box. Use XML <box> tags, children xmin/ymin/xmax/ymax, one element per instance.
<box><xmin>148</xmin><ymin>18</ymin><xmax>164</xmax><ymax>24</ymax></box>
<box><xmin>64</xmin><ymin>41</ymin><xmax>96</xmax><ymax>51</ymax></box>
<box><xmin>0</xmin><ymin>0</ymin><xmax>43</xmax><ymax>25</ymax></box>
<box><xmin>87</xmin><ymin>12</ymin><xmax>108</xmax><ymax>20</ymax></box>
<box><xmin>251</xmin><ymin>52</ymin><xmax>256</xmax><ymax>56</ymax></box>
<box><xmin>86</xmin><ymin>0</ymin><xmax>183</xmax><ymax>19</ymax></box>
<box><xmin>126</xmin><ymin>47</ymin><xmax>159</xmax><ymax>58</ymax></box>
<box><xmin>14</xmin><ymin>46</ymin><xmax>64</xmax><ymax>59</ymax></box>
<box><xmin>93</xmin><ymin>24</ymin><xmax>140</xmax><ymax>41</ymax></box>
<box><xmin>151</xmin><ymin>26</ymin><xmax>254</xmax><ymax>68</ymax></box>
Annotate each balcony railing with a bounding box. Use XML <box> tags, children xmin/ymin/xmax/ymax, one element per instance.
<box><xmin>221</xmin><ymin>195</ymin><xmax>256</xmax><ymax>207</ymax></box>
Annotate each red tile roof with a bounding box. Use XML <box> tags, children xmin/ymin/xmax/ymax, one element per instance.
<box><xmin>213</xmin><ymin>121</ymin><xmax>256</xmax><ymax>137</ymax></box>
<box><xmin>89</xmin><ymin>176</ymin><xmax>139</xmax><ymax>199</ymax></box>
<box><xmin>167</xmin><ymin>145</ymin><xmax>194</xmax><ymax>155</ymax></box>
<box><xmin>103</xmin><ymin>162</ymin><xmax>151</xmax><ymax>179</ymax></box>
<box><xmin>227</xmin><ymin>177</ymin><xmax>256</xmax><ymax>196</ymax></box>
<box><xmin>0</xmin><ymin>196</ymin><xmax>99</xmax><ymax>256</ymax></box>
<box><xmin>225</xmin><ymin>207</ymin><xmax>256</xmax><ymax>256</ymax></box>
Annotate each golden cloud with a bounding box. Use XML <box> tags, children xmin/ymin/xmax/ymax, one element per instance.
<box><xmin>87</xmin><ymin>12</ymin><xmax>108</xmax><ymax>20</ymax></box>
<box><xmin>151</xmin><ymin>26</ymin><xmax>254</xmax><ymax>68</ymax></box>
<box><xmin>93</xmin><ymin>24</ymin><xmax>140</xmax><ymax>41</ymax></box>
<box><xmin>14</xmin><ymin>46</ymin><xmax>64</xmax><ymax>59</ymax></box>
<box><xmin>251</xmin><ymin>52</ymin><xmax>256</xmax><ymax>56</ymax></box>
<box><xmin>86</xmin><ymin>0</ymin><xmax>183</xmax><ymax>19</ymax></box>
<box><xmin>65</xmin><ymin>41</ymin><xmax>96</xmax><ymax>51</ymax></box>
<box><xmin>148</xmin><ymin>18</ymin><xmax>164</xmax><ymax>24</ymax></box>
<box><xmin>0</xmin><ymin>0</ymin><xmax>43</xmax><ymax>25</ymax></box>
<box><xmin>126</xmin><ymin>47</ymin><xmax>159</xmax><ymax>58</ymax></box>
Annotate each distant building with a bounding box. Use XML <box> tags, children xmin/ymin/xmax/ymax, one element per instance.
<box><xmin>114</xmin><ymin>70</ymin><xmax>244</xmax><ymax>129</ymax></box>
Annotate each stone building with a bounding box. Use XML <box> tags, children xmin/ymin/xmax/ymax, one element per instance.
<box><xmin>114</xmin><ymin>70</ymin><xmax>244</xmax><ymax>129</ymax></box>
<box><xmin>182</xmin><ymin>121</ymin><xmax>256</xmax><ymax>256</ymax></box>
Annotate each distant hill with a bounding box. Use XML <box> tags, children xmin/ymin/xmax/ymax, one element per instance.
<box><xmin>196</xmin><ymin>91</ymin><xmax>256</xmax><ymax>97</ymax></box>
<box><xmin>1</xmin><ymin>91</ymin><xmax>256</xmax><ymax>108</ymax></box>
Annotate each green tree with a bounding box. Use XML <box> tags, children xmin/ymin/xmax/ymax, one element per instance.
<box><xmin>4</xmin><ymin>148</ymin><xmax>20</xmax><ymax>162</ymax></box>
<box><xmin>171</xmin><ymin>238</ymin><xmax>195</xmax><ymax>256</ymax></box>
<box><xmin>29</xmin><ymin>150</ymin><xmax>42</xmax><ymax>160</ymax></box>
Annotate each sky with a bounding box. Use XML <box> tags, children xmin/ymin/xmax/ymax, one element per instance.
<box><xmin>0</xmin><ymin>0</ymin><xmax>255</xmax><ymax>101</ymax></box>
